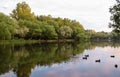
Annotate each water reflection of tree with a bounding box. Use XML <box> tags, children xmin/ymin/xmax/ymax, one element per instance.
<box><xmin>14</xmin><ymin>63</ymin><xmax>35</xmax><ymax>77</ymax></box>
<box><xmin>0</xmin><ymin>42</ymin><xmax>87</xmax><ymax>77</ymax></box>
<box><xmin>0</xmin><ymin>42</ymin><xmax>120</xmax><ymax>77</ymax></box>
<box><xmin>89</xmin><ymin>42</ymin><xmax>120</xmax><ymax>49</ymax></box>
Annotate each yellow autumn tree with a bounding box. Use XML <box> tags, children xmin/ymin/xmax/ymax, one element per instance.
<box><xmin>10</xmin><ymin>2</ymin><xmax>35</xmax><ymax>20</ymax></box>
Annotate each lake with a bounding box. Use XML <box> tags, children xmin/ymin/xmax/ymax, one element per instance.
<box><xmin>0</xmin><ymin>42</ymin><xmax>120</xmax><ymax>77</ymax></box>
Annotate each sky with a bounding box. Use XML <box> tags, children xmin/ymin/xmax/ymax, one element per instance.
<box><xmin>0</xmin><ymin>0</ymin><xmax>116</xmax><ymax>32</ymax></box>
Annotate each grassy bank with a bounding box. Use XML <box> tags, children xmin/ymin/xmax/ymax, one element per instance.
<box><xmin>0</xmin><ymin>39</ymin><xmax>37</xmax><ymax>45</ymax></box>
<box><xmin>0</xmin><ymin>39</ymin><xmax>75</xmax><ymax>45</ymax></box>
<box><xmin>38</xmin><ymin>39</ymin><xmax>75</xmax><ymax>43</ymax></box>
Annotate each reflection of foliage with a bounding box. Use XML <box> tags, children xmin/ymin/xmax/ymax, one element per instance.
<box><xmin>14</xmin><ymin>63</ymin><xmax>35</xmax><ymax>77</ymax></box>
<box><xmin>86</xmin><ymin>41</ymin><xmax>120</xmax><ymax>50</ymax></box>
<box><xmin>0</xmin><ymin>42</ymin><xmax>87</xmax><ymax>76</ymax></box>
<box><xmin>0</xmin><ymin>42</ymin><xmax>120</xmax><ymax>77</ymax></box>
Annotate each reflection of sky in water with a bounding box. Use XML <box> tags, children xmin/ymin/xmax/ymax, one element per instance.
<box><xmin>0</xmin><ymin>46</ymin><xmax>120</xmax><ymax>77</ymax></box>
<box><xmin>0</xmin><ymin>71</ymin><xmax>16</xmax><ymax>77</ymax></box>
<box><xmin>30</xmin><ymin>46</ymin><xmax>120</xmax><ymax>77</ymax></box>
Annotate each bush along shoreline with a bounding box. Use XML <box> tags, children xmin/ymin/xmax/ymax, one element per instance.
<box><xmin>0</xmin><ymin>1</ymin><xmax>119</xmax><ymax>42</ymax></box>
<box><xmin>0</xmin><ymin>2</ymin><xmax>89</xmax><ymax>42</ymax></box>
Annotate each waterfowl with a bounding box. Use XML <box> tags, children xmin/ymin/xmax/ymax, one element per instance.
<box><xmin>115</xmin><ymin>64</ymin><xmax>118</xmax><ymax>68</ymax></box>
<box><xmin>95</xmin><ymin>59</ymin><xmax>100</xmax><ymax>62</ymax></box>
<box><xmin>110</xmin><ymin>55</ymin><xmax>115</xmax><ymax>58</ymax></box>
<box><xmin>85</xmin><ymin>55</ymin><xmax>89</xmax><ymax>57</ymax></box>
<box><xmin>82</xmin><ymin>57</ymin><xmax>87</xmax><ymax>60</ymax></box>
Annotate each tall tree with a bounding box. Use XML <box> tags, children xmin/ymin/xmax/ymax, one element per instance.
<box><xmin>109</xmin><ymin>0</ymin><xmax>120</xmax><ymax>34</ymax></box>
<box><xmin>41</xmin><ymin>25</ymin><xmax>57</xmax><ymax>39</ymax></box>
<box><xmin>0</xmin><ymin>13</ymin><xmax>18</xmax><ymax>40</ymax></box>
<box><xmin>10</xmin><ymin>2</ymin><xmax>35</xmax><ymax>20</ymax></box>
<box><xmin>59</xmin><ymin>26</ymin><xmax>73</xmax><ymax>39</ymax></box>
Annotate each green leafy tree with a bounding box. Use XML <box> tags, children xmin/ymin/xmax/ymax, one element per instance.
<box><xmin>17</xmin><ymin>20</ymin><xmax>29</xmax><ymax>38</ymax></box>
<box><xmin>90</xmin><ymin>31</ymin><xmax>109</xmax><ymax>40</ymax></box>
<box><xmin>26</xmin><ymin>20</ymin><xmax>42</xmax><ymax>39</ymax></box>
<box><xmin>69</xmin><ymin>21</ymin><xmax>86</xmax><ymax>40</ymax></box>
<box><xmin>0</xmin><ymin>13</ymin><xmax>18</xmax><ymax>40</ymax></box>
<box><xmin>37</xmin><ymin>15</ymin><xmax>59</xmax><ymax>33</ymax></box>
<box><xmin>17</xmin><ymin>20</ymin><xmax>42</xmax><ymax>39</ymax></box>
<box><xmin>37</xmin><ymin>15</ymin><xmax>53</xmax><ymax>22</ymax></box>
<box><xmin>41</xmin><ymin>25</ymin><xmax>58</xmax><ymax>39</ymax></box>
<box><xmin>109</xmin><ymin>0</ymin><xmax>120</xmax><ymax>33</ymax></box>
<box><xmin>59</xmin><ymin>26</ymin><xmax>73</xmax><ymax>39</ymax></box>
<box><xmin>0</xmin><ymin>1</ymin><xmax>89</xmax><ymax>41</ymax></box>
<box><xmin>0</xmin><ymin>22</ymin><xmax>11</xmax><ymax>40</ymax></box>
<box><xmin>110</xmin><ymin>30</ymin><xmax>120</xmax><ymax>40</ymax></box>
<box><xmin>10</xmin><ymin>2</ymin><xmax>35</xmax><ymax>20</ymax></box>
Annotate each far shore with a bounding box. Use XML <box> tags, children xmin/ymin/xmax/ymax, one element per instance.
<box><xmin>0</xmin><ymin>39</ymin><xmax>119</xmax><ymax>45</ymax></box>
<box><xmin>0</xmin><ymin>39</ymin><xmax>75</xmax><ymax>45</ymax></box>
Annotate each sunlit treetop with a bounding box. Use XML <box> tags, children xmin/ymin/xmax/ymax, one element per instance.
<box><xmin>10</xmin><ymin>2</ymin><xmax>36</xmax><ymax>20</ymax></box>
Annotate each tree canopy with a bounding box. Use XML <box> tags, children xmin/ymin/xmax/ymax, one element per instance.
<box><xmin>109</xmin><ymin>0</ymin><xmax>120</xmax><ymax>34</ymax></box>
<box><xmin>10</xmin><ymin>2</ymin><xmax>35</xmax><ymax>20</ymax></box>
<box><xmin>0</xmin><ymin>2</ymin><xmax>89</xmax><ymax>41</ymax></box>
<box><xmin>0</xmin><ymin>13</ymin><xmax>18</xmax><ymax>40</ymax></box>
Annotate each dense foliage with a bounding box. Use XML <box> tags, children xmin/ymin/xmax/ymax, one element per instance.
<box><xmin>86</xmin><ymin>30</ymin><xmax>110</xmax><ymax>41</ymax></box>
<box><xmin>109</xmin><ymin>0</ymin><xmax>120</xmax><ymax>34</ymax></box>
<box><xmin>1</xmin><ymin>1</ymin><xmax>119</xmax><ymax>41</ymax></box>
<box><xmin>0</xmin><ymin>2</ymin><xmax>89</xmax><ymax>41</ymax></box>
<box><xmin>0</xmin><ymin>42</ymin><xmax>89</xmax><ymax>76</ymax></box>
<box><xmin>0</xmin><ymin>42</ymin><xmax>120</xmax><ymax>76</ymax></box>
<box><xmin>10</xmin><ymin>2</ymin><xmax>36</xmax><ymax>20</ymax></box>
<box><xmin>110</xmin><ymin>30</ymin><xmax>120</xmax><ymax>40</ymax></box>
<box><xmin>0</xmin><ymin>13</ymin><xmax>18</xmax><ymax>40</ymax></box>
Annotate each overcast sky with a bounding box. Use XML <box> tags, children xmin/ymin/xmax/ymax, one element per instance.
<box><xmin>0</xmin><ymin>0</ymin><xmax>116</xmax><ymax>32</ymax></box>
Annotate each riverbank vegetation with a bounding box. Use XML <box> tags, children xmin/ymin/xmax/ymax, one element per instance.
<box><xmin>0</xmin><ymin>42</ymin><xmax>120</xmax><ymax>76</ymax></box>
<box><xmin>109</xmin><ymin>0</ymin><xmax>120</xmax><ymax>34</ymax></box>
<box><xmin>109</xmin><ymin>0</ymin><xmax>120</xmax><ymax>40</ymax></box>
<box><xmin>0</xmin><ymin>2</ymin><xmax>89</xmax><ymax>41</ymax></box>
<box><xmin>86</xmin><ymin>30</ymin><xmax>120</xmax><ymax>41</ymax></box>
<box><xmin>0</xmin><ymin>1</ymin><xmax>119</xmax><ymax>42</ymax></box>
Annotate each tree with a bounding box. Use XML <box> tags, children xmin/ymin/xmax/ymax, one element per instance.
<box><xmin>0</xmin><ymin>13</ymin><xmax>18</xmax><ymax>40</ymax></box>
<box><xmin>0</xmin><ymin>22</ymin><xmax>11</xmax><ymax>40</ymax></box>
<box><xmin>17</xmin><ymin>20</ymin><xmax>29</xmax><ymax>38</ymax></box>
<box><xmin>10</xmin><ymin>2</ymin><xmax>35</xmax><ymax>20</ymax></box>
<box><xmin>41</xmin><ymin>25</ymin><xmax>57</xmax><ymax>39</ymax></box>
<box><xmin>90</xmin><ymin>31</ymin><xmax>109</xmax><ymax>40</ymax></box>
<box><xmin>15</xmin><ymin>19</ymin><xmax>42</xmax><ymax>39</ymax></box>
<box><xmin>24</xmin><ymin>20</ymin><xmax>42</xmax><ymax>39</ymax></box>
<box><xmin>69</xmin><ymin>20</ymin><xmax>86</xmax><ymax>40</ymax></box>
<box><xmin>110</xmin><ymin>30</ymin><xmax>120</xmax><ymax>40</ymax></box>
<box><xmin>59</xmin><ymin>26</ymin><xmax>73</xmax><ymax>39</ymax></box>
<box><xmin>109</xmin><ymin>0</ymin><xmax>120</xmax><ymax>34</ymax></box>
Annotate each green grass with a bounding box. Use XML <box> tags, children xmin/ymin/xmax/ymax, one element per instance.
<box><xmin>0</xmin><ymin>39</ymin><xmax>37</xmax><ymax>45</ymax></box>
<box><xmin>38</xmin><ymin>39</ymin><xmax>75</xmax><ymax>43</ymax></box>
<box><xmin>0</xmin><ymin>39</ymin><xmax>75</xmax><ymax>45</ymax></box>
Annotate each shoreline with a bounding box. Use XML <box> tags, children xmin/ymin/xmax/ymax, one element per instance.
<box><xmin>0</xmin><ymin>39</ymin><xmax>75</xmax><ymax>45</ymax></box>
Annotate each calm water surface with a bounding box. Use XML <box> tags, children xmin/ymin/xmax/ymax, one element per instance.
<box><xmin>0</xmin><ymin>42</ymin><xmax>120</xmax><ymax>77</ymax></box>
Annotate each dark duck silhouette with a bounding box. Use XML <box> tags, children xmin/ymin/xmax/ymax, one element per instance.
<box><xmin>115</xmin><ymin>64</ymin><xmax>118</xmax><ymax>68</ymax></box>
<box><xmin>95</xmin><ymin>59</ymin><xmax>100</xmax><ymax>62</ymax></box>
<box><xmin>110</xmin><ymin>55</ymin><xmax>115</xmax><ymax>58</ymax></box>
<box><xmin>82</xmin><ymin>57</ymin><xmax>87</xmax><ymax>60</ymax></box>
<box><xmin>85</xmin><ymin>55</ymin><xmax>89</xmax><ymax>57</ymax></box>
